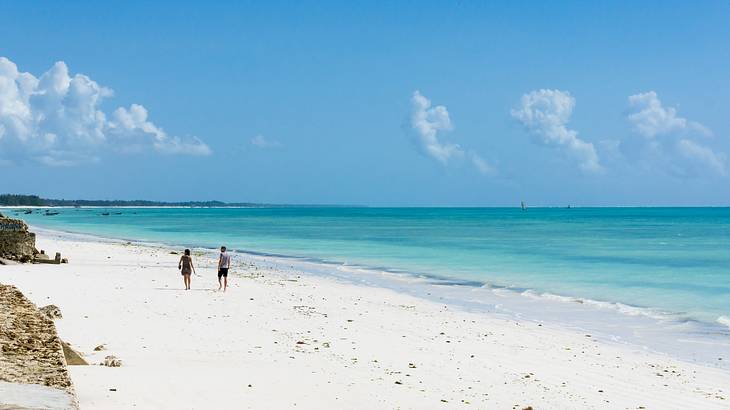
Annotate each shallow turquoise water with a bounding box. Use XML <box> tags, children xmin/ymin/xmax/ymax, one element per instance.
<box><xmin>7</xmin><ymin>207</ymin><xmax>730</xmax><ymax>329</ymax></box>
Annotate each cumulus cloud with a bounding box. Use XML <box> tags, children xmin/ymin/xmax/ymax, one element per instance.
<box><xmin>409</xmin><ymin>91</ymin><xmax>494</xmax><ymax>175</ymax></box>
<box><xmin>626</xmin><ymin>91</ymin><xmax>725</xmax><ymax>176</ymax></box>
<box><xmin>410</xmin><ymin>91</ymin><xmax>463</xmax><ymax>163</ymax></box>
<box><xmin>250</xmin><ymin>134</ymin><xmax>282</xmax><ymax>148</ymax></box>
<box><xmin>0</xmin><ymin>56</ymin><xmax>211</xmax><ymax>165</ymax></box>
<box><xmin>511</xmin><ymin>89</ymin><xmax>601</xmax><ymax>173</ymax></box>
<box><xmin>627</xmin><ymin>91</ymin><xmax>711</xmax><ymax>138</ymax></box>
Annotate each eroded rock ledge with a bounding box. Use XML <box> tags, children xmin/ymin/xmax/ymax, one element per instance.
<box><xmin>0</xmin><ymin>283</ymin><xmax>78</xmax><ymax>409</ymax></box>
<box><xmin>0</xmin><ymin>212</ymin><xmax>39</xmax><ymax>263</ymax></box>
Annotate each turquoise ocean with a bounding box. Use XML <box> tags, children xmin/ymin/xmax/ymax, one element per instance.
<box><xmin>5</xmin><ymin>207</ymin><xmax>730</xmax><ymax>366</ymax></box>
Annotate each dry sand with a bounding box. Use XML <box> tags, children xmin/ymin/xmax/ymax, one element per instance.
<box><xmin>0</xmin><ymin>233</ymin><xmax>728</xmax><ymax>409</ymax></box>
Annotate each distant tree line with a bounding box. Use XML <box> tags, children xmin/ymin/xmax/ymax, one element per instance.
<box><xmin>0</xmin><ymin>195</ymin><xmax>47</xmax><ymax>206</ymax></box>
<box><xmin>0</xmin><ymin>194</ymin><xmax>265</xmax><ymax>207</ymax></box>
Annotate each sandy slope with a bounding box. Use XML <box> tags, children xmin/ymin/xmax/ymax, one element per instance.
<box><xmin>1</xmin><ymin>234</ymin><xmax>728</xmax><ymax>409</ymax></box>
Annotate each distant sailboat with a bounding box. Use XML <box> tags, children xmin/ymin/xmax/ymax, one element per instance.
<box><xmin>521</xmin><ymin>201</ymin><xmax>526</xmax><ymax>211</ymax></box>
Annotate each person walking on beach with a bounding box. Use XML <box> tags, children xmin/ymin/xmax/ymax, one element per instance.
<box><xmin>178</xmin><ymin>249</ymin><xmax>196</xmax><ymax>290</ymax></box>
<box><xmin>218</xmin><ymin>246</ymin><xmax>231</xmax><ymax>292</ymax></box>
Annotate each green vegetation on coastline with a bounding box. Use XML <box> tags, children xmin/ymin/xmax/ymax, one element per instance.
<box><xmin>0</xmin><ymin>194</ymin><xmax>263</xmax><ymax>208</ymax></box>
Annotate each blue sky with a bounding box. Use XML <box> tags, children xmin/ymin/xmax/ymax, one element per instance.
<box><xmin>1</xmin><ymin>1</ymin><xmax>729</xmax><ymax>206</ymax></box>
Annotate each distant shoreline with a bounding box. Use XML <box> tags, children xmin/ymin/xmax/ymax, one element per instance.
<box><xmin>1</xmin><ymin>205</ymin><xmax>264</xmax><ymax>209</ymax></box>
<box><xmin>0</xmin><ymin>194</ymin><xmax>359</xmax><ymax>208</ymax></box>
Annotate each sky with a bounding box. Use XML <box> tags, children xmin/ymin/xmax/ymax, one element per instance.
<box><xmin>1</xmin><ymin>1</ymin><xmax>729</xmax><ymax>206</ymax></box>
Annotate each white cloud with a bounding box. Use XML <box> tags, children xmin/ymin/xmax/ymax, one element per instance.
<box><xmin>250</xmin><ymin>134</ymin><xmax>282</xmax><ymax>148</ymax></box>
<box><xmin>410</xmin><ymin>91</ymin><xmax>463</xmax><ymax>163</ymax></box>
<box><xmin>676</xmin><ymin>139</ymin><xmax>726</xmax><ymax>176</ymax></box>
<box><xmin>511</xmin><ymin>89</ymin><xmax>601</xmax><ymax>173</ymax></box>
<box><xmin>626</xmin><ymin>91</ymin><xmax>725</xmax><ymax>176</ymax></box>
<box><xmin>627</xmin><ymin>91</ymin><xmax>711</xmax><ymax>138</ymax></box>
<box><xmin>469</xmin><ymin>151</ymin><xmax>496</xmax><ymax>176</ymax></box>
<box><xmin>108</xmin><ymin>104</ymin><xmax>211</xmax><ymax>155</ymax></box>
<box><xmin>409</xmin><ymin>91</ymin><xmax>495</xmax><ymax>176</ymax></box>
<box><xmin>0</xmin><ymin>56</ymin><xmax>211</xmax><ymax>165</ymax></box>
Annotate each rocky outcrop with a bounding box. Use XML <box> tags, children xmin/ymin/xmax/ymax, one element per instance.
<box><xmin>39</xmin><ymin>305</ymin><xmax>63</xmax><ymax>320</ymax></box>
<box><xmin>103</xmin><ymin>355</ymin><xmax>122</xmax><ymax>367</ymax></box>
<box><xmin>0</xmin><ymin>215</ymin><xmax>38</xmax><ymax>263</ymax></box>
<box><xmin>0</xmin><ymin>284</ymin><xmax>78</xmax><ymax>409</ymax></box>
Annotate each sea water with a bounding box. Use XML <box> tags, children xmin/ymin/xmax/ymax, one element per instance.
<box><xmin>6</xmin><ymin>207</ymin><xmax>730</xmax><ymax>366</ymax></box>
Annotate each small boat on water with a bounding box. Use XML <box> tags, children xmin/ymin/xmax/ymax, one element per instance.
<box><xmin>24</xmin><ymin>210</ymin><xmax>33</xmax><ymax>214</ymax></box>
<box><xmin>45</xmin><ymin>211</ymin><xmax>59</xmax><ymax>216</ymax></box>
<box><xmin>521</xmin><ymin>201</ymin><xmax>527</xmax><ymax>211</ymax></box>
<box><xmin>101</xmin><ymin>212</ymin><xmax>110</xmax><ymax>216</ymax></box>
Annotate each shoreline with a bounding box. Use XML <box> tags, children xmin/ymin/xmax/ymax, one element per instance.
<box><xmin>28</xmin><ymin>225</ymin><xmax>730</xmax><ymax>371</ymax></box>
<box><xmin>1</xmin><ymin>231</ymin><xmax>729</xmax><ymax>408</ymax></box>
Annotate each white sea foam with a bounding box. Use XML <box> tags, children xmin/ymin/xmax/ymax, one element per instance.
<box><xmin>521</xmin><ymin>289</ymin><xmax>578</xmax><ymax>304</ymax></box>
<box><xmin>718</xmin><ymin>316</ymin><xmax>730</xmax><ymax>329</ymax></box>
<box><xmin>518</xmin><ymin>289</ymin><xmax>674</xmax><ymax>322</ymax></box>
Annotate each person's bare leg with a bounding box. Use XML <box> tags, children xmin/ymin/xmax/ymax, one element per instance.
<box><xmin>182</xmin><ymin>276</ymin><xmax>186</xmax><ymax>290</ymax></box>
<box><xmin>224</xmin><ymin>276</ymin><xmax>228</xmax><ymax>292</ymax></box>
<box><xmin>218</xmin><ymin>276</ymin><xmax>222</xmax><ymax>291</ymax></box>
<box><xmin>185</xmin><ymin>276</ymin><xmax>191</xmax><ymax>290</ymax></box>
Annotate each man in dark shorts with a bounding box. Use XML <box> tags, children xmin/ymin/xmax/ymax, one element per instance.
<box><xmin>217</xmin><ymin>246</ymin><xmax>231</xmax><ymax>292</ymax></box>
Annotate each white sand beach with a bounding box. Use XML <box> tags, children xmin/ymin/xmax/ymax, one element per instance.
<box><xmin>2</xmin><ymin>232</ymin><xmax>728</xmax><ymax>409</ymax></box>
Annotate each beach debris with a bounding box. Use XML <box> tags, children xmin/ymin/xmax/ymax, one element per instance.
<box><xmin>170</xmin><ymin>251</ymin><xmax>178</xmax><ymax>254</ymax></box>
<box><xmin>109</xmin><ymin>388</ymin><xmax>117</xmax><ymax>391</ymax></box>
<box><xmin>34</xmin><ymin>250</ymin><xmax>65</xmax><ymax>264</ymax></box>
<box><xmin>35</xmin><ymin>250</ymin><xmax>50</xmax><ymax>261</ymax></box>
<box><xmin>39</xmin><ymin>304</ymin><xmax>63</xmax><ymax>320</ymax></box>
<box><xmin>408</xmin><ymin>363</ymin><xmax>416</xmax><ymax>368</ymax></box>
<box><xmin>61</xmin><ymin>341</ymin><xmax>89</xmax><ymax>365</ymax></box>
<box><xmin>94</xmin><ymin>344</ymin><xmax>107</xmax><ymax>351</ymax></box>
<box><xmin>103</xmin><ymin>355</ymin><xmax>122</xmax><ymax>367</ymax></box>
<box><xmin>293</xmin><ymin>305</ymin><xmax>327</xmax><ymax>317</ymax></box>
